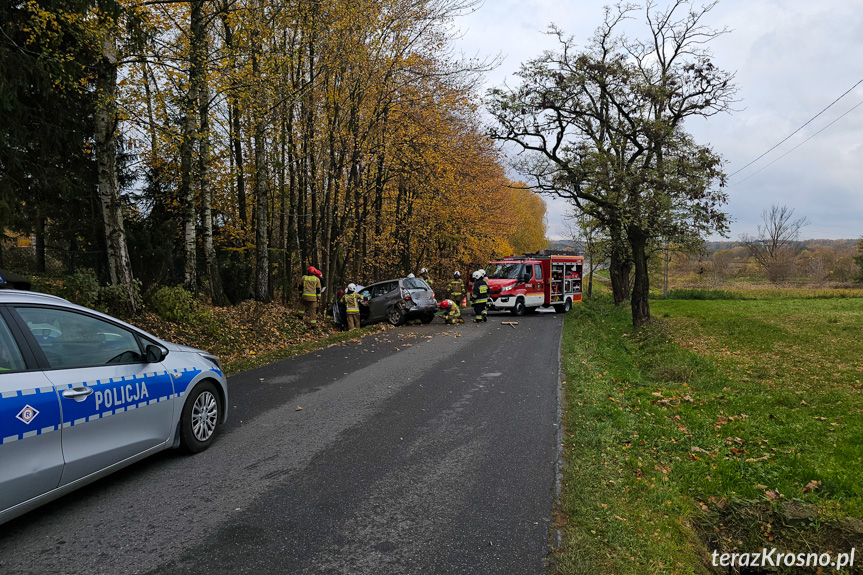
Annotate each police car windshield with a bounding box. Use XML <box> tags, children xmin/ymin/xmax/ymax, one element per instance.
<box><xmin>403</xmin><ymin>278</ymin><xmax>429</xmax><ymax>290</ymax></box>
<box><xmin>485</xmin><ymin>263</ymin><xmax>523</xmax><ymax>279</ymax></box>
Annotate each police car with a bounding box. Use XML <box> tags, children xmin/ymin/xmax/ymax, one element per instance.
<box><xmin>0</xmin><ymin>290</ymin><xmax>228</xmax><ymax>525</ymax></box>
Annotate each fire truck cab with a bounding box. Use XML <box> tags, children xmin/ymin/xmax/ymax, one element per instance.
<box><xmin>471</xmin><ymin>252</ymin><xmax>583</xmax><ymax>316</ymax></box>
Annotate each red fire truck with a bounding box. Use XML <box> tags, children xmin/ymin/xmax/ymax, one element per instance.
<box><xmin>468</xmin><ymin>251</ymin><xmax>583</xmax><ymax>315</ymax></box>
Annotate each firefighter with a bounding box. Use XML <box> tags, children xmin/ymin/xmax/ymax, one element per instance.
<box><xmin>298</xmin><ymin>266</ymin><xmax>322</xmax><ymax>325</ymax></box>
<box><xmin>437</xmin><ymin>299</ymin><xmax>463</xmax><ymax>324</ymax></box>
<box><xmin>447</xmin><ymin>271</ymin><xmax>465</xmax><ymax>305</ymax></box>
<box><xmin>471</xmin><ymin>269</ymin><xmax>489</xmax><ymax>323</ymax></box>
<box><xmin>341</xmin><ymin>283</ymin><xmax>363</xmax><ymax>330</ymax></box>
<box><xmin>419</xmin><ymin>267</ymin><xmax>433</xmax><ymax>288</ymax></box>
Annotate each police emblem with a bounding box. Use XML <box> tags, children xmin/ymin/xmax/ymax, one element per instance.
<box><xmin>16</xmin><ymin>405</ymin><xmax>39</xmax><ymax>425</ymax></box>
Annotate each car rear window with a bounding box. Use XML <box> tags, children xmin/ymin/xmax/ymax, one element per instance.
<box><xmin>403</xmin><ymin>278</ymin><xmax>429</xmax><ymax>290</ymax></box>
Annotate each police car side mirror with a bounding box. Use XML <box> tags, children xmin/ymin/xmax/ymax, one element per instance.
<box><xmin>145</xmin><ymin>344</ymin><xmax>168</xmax><ymax>363</ymax></box>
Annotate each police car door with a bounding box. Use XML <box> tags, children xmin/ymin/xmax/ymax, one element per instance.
<box><xmin>0</xmin><ymin>311</ymin><xmax>64</xmax><ymax>512</ymax></box>
<box><xmin>10</xmin><ymin>305</ymin><xmax>175</xmax><ymax>486</ymax></box>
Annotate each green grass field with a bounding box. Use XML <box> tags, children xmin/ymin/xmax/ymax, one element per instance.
<box><xmin>555</xmin><ymin>290</ymin><xmax>863</xmax><ymax>574</ymax></box>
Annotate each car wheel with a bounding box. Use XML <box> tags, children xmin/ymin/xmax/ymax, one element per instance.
<box><xmin>511</xmin><ymin>298</ymin><xmax>526</xmax><ymax>316</ymax></box>
<box><xmin>388</xmin><ymin>305</ymin><xmax>407</xmax><ymax>326</ymax></box>
<box><xmin>180</xmin><ymin>381</ymin><xmax>221</xmax><ymax>453</ymax></box>
<box><xmin>420</xmin><ymin>312</ymin><xmax>435</xmax><ymax>324</ymax></box>
<box><xmin>554</xmin><ymin>298</ymin><xmax>572</xmax><ymax>314</ymax></box>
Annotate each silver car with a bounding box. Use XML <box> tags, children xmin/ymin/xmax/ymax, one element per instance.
<box><xmin>333</xmin><ymin>277</ymin><xmax>436</xmax><ymax>327</ymax></box>
<box><xmin>0</xmin><ymin>290</ymin><xmax>228</xmax><ymax>525</ymax></box>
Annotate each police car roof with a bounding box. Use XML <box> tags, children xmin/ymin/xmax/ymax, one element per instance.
<box><xmin>0</xmin><ymin>289</ymin><xmax>69</xmax><ymax>304</ymax></box>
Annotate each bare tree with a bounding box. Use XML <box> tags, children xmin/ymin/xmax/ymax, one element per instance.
<box><xmin>743</xmin><ymin>205</ymin><xmax>810</xmax><ymax>283</ymax></box>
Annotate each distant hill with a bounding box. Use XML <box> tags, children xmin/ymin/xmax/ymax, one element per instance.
<box><xmin>705</xmin><ymin>238</ymin><xmax>858</xmax><ymax>253</ymax></box>
<box><xmin>548</xmin><ymin>240</ymin><xmax>583</xmax><ymax>253</ymax></box>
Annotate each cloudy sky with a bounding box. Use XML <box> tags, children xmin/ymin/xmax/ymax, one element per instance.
<box><xmin>449</xmin><ymin>0</ymin><xmax>863</xmax><ymax>241</ymax></box>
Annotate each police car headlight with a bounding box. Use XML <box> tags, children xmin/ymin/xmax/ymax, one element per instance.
<box><xmin>197</xmin><ymin>352</ymin><xmax>223</xmax><ymax>372</ymax></box>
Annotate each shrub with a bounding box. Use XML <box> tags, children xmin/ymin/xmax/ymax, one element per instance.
<box><xmin>61</xmin><ymin>270</ymin><xmax>101</xmax><ymax>308</ymax></box>
<box><xmin>149</xmin><ymin>285</ymin><xmax>198</xmax><ymax>323</ymax></box>
<box><xmin>99</xmin><ymin>280</ymin><xmax>142</xmax><ymax>319</ymax></box>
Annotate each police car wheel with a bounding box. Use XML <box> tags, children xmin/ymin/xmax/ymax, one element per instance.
<box><xmin>180</xmin><ymin>381</ymin><xmax>221</xmax><ymax>453</ymax></box>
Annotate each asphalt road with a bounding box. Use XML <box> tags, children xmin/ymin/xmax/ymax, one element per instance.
<box><xmin>0</xmin><ymin>310</ymin><xmax>565</xmax><ymax>575</ymax></box>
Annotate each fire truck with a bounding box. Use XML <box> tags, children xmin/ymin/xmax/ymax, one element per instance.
<box><xmin>468</xmin><ymin>251</ymin><xmax>583</xmax><ymax>316</ymax></box>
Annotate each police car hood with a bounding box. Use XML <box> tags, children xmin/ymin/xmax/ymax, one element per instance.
<box><xmin>163</xmin><ymin>342</ymin><xmax>208</xmax><ymax>354</ymax></box>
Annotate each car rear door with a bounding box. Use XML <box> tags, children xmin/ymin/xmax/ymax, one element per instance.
<box><xmin>0</xmin><ymin>310</ymin><xmax>64</xmax><ymax>512</ymax></box>
<box><xmin>9</xmin><ymin>305</ymin><xmax>175</xmax><ymax>486</ymax></box>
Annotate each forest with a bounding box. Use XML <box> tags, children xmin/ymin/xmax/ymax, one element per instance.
<box><xmin>0</xmin><ymin>0</ymin><xmax>548</xmax><ymax>314</ymax></box>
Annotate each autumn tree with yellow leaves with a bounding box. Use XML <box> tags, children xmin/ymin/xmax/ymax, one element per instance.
<box><xmin>2</xmin><ymin>0</ymin><xmax>547</xmax><ymax>311</ymax></box>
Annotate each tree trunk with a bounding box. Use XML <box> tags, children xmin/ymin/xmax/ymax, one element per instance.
<box><xmin>180</xmin><ymin>1</ymin><xmax>202</xmax><ymax>292</ymax></box>
<box><xmin>629</xmin><ymin>226</ymin><xmax>650</xmax><ymax>327</ymax></box>
<box><xmin>195</xmin><ymin>13</ymin><xmax>226</xmax><ymax>306</ymax></box>
<box><xmin>220</xmin><ymin>12</ymin><xmax>246</xmax><ymax>239</ymax></box>
<box><xmin>94</xmin><ymin>34</ymin><xmax>137</xmax><ymax>313</ymax></box>
<box><xmin>608</xmin><ymin>247</ymin><xmax>631</xmax><ymax>306</ymax></box>
<box><xmin>251</xmin><ymin>2</ymin><xmax>269</xmax><ymax>302</ymax></box>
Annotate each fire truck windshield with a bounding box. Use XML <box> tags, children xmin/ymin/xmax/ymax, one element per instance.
<box><xmin>485</xmin><ymin>263</ymin><xmax>524</xmax><ymax>279</ymax></box>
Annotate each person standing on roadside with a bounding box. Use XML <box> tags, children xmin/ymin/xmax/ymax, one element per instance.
<box><xmin>342</xmin><ymin>283</ymin><xmax>363</xmax><ymax>330</ymax></box>
<box><xmin>471</xmin><ymin>269</ymin><xmax>489</xmax><ymax>323</ymax></box>
<box><xmin>298</xmin><ymin>266</ymin><xmax>322</xmax><ymax>325</ymax></box>
<box><xmin>447</xmin><ymin>271</ymin><xmax>465</xmax><ymax>306</ymax></box>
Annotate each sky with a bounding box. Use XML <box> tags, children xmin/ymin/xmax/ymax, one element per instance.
<box><xmin>449</xmin><ymin>0</ymin><xmax>863</xmax><ymax>242</ymax></box>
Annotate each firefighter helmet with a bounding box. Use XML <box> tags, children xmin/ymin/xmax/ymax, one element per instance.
<box><xmin>439</xmin><ymin>300</ymin><xmax>451</xmax><ymax>309</ymax></box>
<box><xmin>420</xmin><ymin>267</ymin><xmax>428</xmax><ymax>276</ymax></box>
<box><xmin>454</xmin><ymin>271</ymin><xmax>461</xmax><ymax>278</ymax></box>
<box><xmin>347</xmin><ymin>283</ymin><xmax>356</xmax><ymax>293</ymax></box>
<box><xmin>472</xmin><ymin>269</ymin><xmax>485</xmax><ymax>280</ymax></box>
<box><xmin>308</xmin><ymin>266</ymin><xmax>322</xmax><ymax>277</ymax></box>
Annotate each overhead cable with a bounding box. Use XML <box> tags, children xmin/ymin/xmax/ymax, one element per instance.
<box><xmin>729</xmin><ymin>76</ymin><xmax>863</xmax><ymax>178</ymax></box>
<box><xmin>730</xmin><ymin>99</ymin><xmax>863</xmax><ymax>187</ymax></box>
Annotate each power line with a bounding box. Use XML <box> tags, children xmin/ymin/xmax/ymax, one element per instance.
<box><xmin>730</xmin><ymin>98</ymin><xmax>863</xmax><ymax>188</ymax></box>
<box><xmin>729</xmin><ymin>76</ymin><xmax>863</xmax><ymax>179</ymax></box>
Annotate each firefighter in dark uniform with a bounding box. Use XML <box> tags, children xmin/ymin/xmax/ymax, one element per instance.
<box><xmin>298</xmin><ymin>266</ymin><xmax>322</xmax><ymax>325</ymax></box>
<box><xmin>447</xmin><ymin>271</ymin><xmax>465</xmax><ymax>306</ymax></box>
<box><xmin>471</xmin><ymin>269</ymin><xmax>489</xmax><ymax>323</ymax></box>
<box><xmin>341</xmin><ymin>283</ymin><xmax>363</xmax><ymax>330</ymax></box>
<box><xmin>437</xmin><ymin>299</ymin><xmax>464</xmax><ymax>324</ymax></box>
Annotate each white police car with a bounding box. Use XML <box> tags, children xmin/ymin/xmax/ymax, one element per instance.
<box><xmin>0</xmin><ymin>290</ymin><xmax>228</xmax><ymax>525</ymax></box>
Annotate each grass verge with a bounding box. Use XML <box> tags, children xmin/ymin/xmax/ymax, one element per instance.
<box><xmin>554</xmin><ymin>290</ymin><xmax>863</xmax><ymax>574</ymax></box>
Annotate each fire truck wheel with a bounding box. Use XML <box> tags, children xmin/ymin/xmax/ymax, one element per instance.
<box><xmin>511</xmin><ymin>298</ymin><xmax>526</xmax><ymax>316</ymax></box>
<box><xmin>554</xmin><ymin>298</ymin><xmax>572</xmax><ymax>314</ymax></box>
